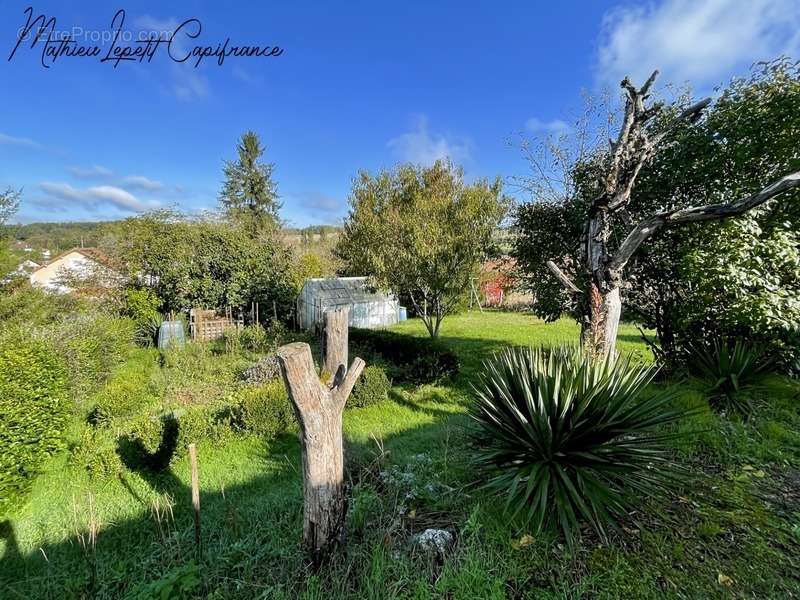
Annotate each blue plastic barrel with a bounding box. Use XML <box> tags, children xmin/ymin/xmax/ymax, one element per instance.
<box><xmin>398</xmin><ymin>306</ymin><xmax>408</xmax><ymax>321</ymax></box>
<box><xmin>158</xmin><ymin>321</ymin><xmax>186</xmax><ymax>349</ymax></box>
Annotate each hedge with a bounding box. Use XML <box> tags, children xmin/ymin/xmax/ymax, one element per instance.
<box><xmin>349</xmin><ymin>366</ymin><xmax>391</xmax><ymax>408</ymax></box>
<box><xmin>0</xmin><ymin>333</ymin><xmax>69</xmax><ymax>512</ymax></box>
<box><xmin>349</xmin><ymin>328</ymin><xmax>459</xmax><ymax>384</ymax></box>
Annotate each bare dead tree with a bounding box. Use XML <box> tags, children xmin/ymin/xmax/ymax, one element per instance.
<box><xmin>276</xmin><ymin>307</ymin><xmax>364</xmax><ymax>564</ymax></box>
<box><xmin>547</xmin><ymin>71</ymin><xmax>800</xmax><ymax>356</ymax></box>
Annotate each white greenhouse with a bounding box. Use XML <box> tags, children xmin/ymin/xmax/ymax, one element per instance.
<box><xmin>296</xmin><ymin>277</ymin><xmax>400</xmax><ymax>331</ymax></box>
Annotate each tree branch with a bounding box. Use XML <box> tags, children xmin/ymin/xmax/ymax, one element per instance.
<box><xmin>333</xmin><ymin>357</ymin><xmax>366</xmax><ymax>409</ymax></box>
<box><xmin>547</xmin><ymin>260</ymin><xmax>581</xmax><ymax>294</ymax></box>
<box><xmin>606</xmin><ymin>97</ymin><xmax>712</xmax><ymax>211</ymax></box>
<box><xmin>608</xmin><ymin>171</ymin><xmax>800</xmax><ymax>274</ymax></box>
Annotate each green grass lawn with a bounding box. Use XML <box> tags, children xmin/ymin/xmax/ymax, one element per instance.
<box><xmin>1</xmin><ymin>311</ymin><xmax>799</xmax><ymax>598</ymax></box>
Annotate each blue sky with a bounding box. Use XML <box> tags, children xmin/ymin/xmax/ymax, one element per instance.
<box><xmin>1</xmin><ymin>0</ymin><xmax>798</xmax><ymax>226</ymax></box>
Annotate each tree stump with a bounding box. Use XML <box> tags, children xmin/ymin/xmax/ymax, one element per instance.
<box><xmin>322</xmin><ymin>307</ymin><xmax>349</xmax><ymax>381</ymax></box>
<box><xmin>277</xmin><ymin>341</ymin><xmax>364</xmax><ymax>562</ymax></box>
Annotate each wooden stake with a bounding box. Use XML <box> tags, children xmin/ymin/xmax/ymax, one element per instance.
<box><xmin>188</xmin><ymin>443</ymin><xmax>201</xmax><ymax>556</ymax></box>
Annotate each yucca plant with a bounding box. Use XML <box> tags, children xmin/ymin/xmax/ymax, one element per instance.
<box><xmin>470</xmin><ymin>345</ymin><xmax>685</xmax><ymax>545</ymax></box>
<box><xmin>687</xmin><ymin>339</ymin><xmax>773</xmax><ymax>415</ymax></box>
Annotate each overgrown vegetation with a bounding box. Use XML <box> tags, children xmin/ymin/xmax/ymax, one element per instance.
<box><xmin>0</xmin><ymin>295</ymin><xmax>136</xmax><ymax>512</ymax></box>
<box><xmin>2</xmin><ymin>312</ymin><xmax>798</xmax><ymax>598</ymax></box>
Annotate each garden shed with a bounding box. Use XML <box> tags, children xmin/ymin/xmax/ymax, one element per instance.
<box><xmin>296</xmin><ymin>277</ymin><xmax>400</xmax><ymax>330</ymax></box>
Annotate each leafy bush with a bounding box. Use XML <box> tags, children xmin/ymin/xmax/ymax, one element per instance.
<box><xmin>0</xmin><ymin>332</ymin><xmax>68</xmax><ymax>511</ymax></box>
<box><xmin>233</xmin><ymin>380</ymin><xmax>293</xmax><ymax>438</ymax></box>
<box><xmin>0</xmin><ymin>284</ymin><xmax>83</xmax><ymax>327</ymax></box>
<box><xmin>349</xmin><ymin>328</ymin><xmax>459</xmax><ymax>384</ymax></box>
<box><xmin>470</xmin><ymin>346</ymin><xmax>685</xmax><ymax>544</ymax></box>
<box><xmin>44</xmin><ymin>313</ymin><xmax>136</xmax><ymax>397</ymax></box>
<box><xmin>120</xmin><ymin>287</ymin><xmax>162</xmax><ymax>346</ymax></box>
<box><xmin>222</xmin><ymin>321</ymin><xmax>286</xmax><ymax>354</ymax></box>
<box><xmin>349</xmin><ymin>366</ymin><xmax>391</xmax><ymax>408</ymax></box>
<box><xmin>687</xmin><ymin>339</ymin><xmax>773</xmax><ymax>415</ymax></box>
<box><xmin>88</xmin><ymin>350</ymin><xmax>160</xmax><ymax>424</ymax></box>
<box><xmin>116</xmin><ymin>405</ymin><xmax>239</xmax><ymax>472</ymax></box>
<box><xmin>70</xmin><ymin>427</ymin><xmax>124</xmax><ymax>479</ymax></box>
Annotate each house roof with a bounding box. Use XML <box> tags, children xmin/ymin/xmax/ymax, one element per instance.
<box><xmin>33</xmin><ymin>247</ymin><xmax>122</xmax><ymax>273</ymax></box>
<box><xmin>299</xmin><ymin>277</ymin><xmax>393</xmax><ymax>303</ymax></box>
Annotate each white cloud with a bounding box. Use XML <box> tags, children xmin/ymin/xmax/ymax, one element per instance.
<box><xmin>133</xmin><ymin>15</ymin><xmax>180</xmax><ymax>37</ymax></box>
<box><xmin>171</xmin><ymin>64</ymin><xmax>210</xmax><ymax>101</ymax></box>
<box><xmin>121</xmin><ymin>175</ymin><xmax>165</xmax><ymax>192</ymax></box>
<box><xmin>66</xmin><ymin>166</ymin><xmax>168</xmax><ymax>193</ymax></box>
<box><xmin>597</xmin><ymin>0</ymin><xmax>800</xmax><ymax>89</ymax></box>
<box><xmin>387</xmin><ymin>116</ymin><xmax>472</xmax><ymax>166</ymax></box>
<box><xmin>68</xmin><ymin>165</ymin><xmax>113</xmax><ymax>179</ymax></box>
<box><xmin>133</xmin><ymin>15</ymin><xmax>209</xmax><ymax>101</ymax></box>
<box><xmin>0</xmin><ymin>132</ymin><xmax>43</xmax><ymax>150</ymax></box>
<box><xmin>525</xmin><ymin>117</ymin><xmax>569</xmax><ymax>134</ymax></box>
<box><xmin>39</xmin><ymin>182</ymin><xmax>158</xmax><ymax>213</ymax></box>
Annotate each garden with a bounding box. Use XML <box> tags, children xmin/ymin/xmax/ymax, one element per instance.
<box><xmin>0</xmin><ymin>58</ymin><xmax>798</xmax><ymax>599</ymax></box>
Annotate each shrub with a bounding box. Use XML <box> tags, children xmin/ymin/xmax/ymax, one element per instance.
<box><xmin>120</xmin><ymin>287</ymin><xmax>162</xmax><ymax>346</ymax></box>
<box><xmin>70</xmin><ymin>427</ymin><xmax>124</xmax><ymax>479</ymax></box>
<box><xmin>222</xmin><ymin>322</ymin><xmax>285</xmax><ymax>355</ymax></box>
<box><xmin>88</xmin><ymin>350</ymin><xmax>160</xmax><ymax>424</ymax></box>
<box><xmin>349</xmin><ymin>366</ymin><xmax>391</xmax><ymax>408</ymax></box>
<box><xmin>0</xmin><ymin>283</ymin><xmax>84</xmax><ymax>327</ymax></box>
<box><xmin>470</xmin><ymin>345</ymin><xmax>685</xmax><ymax>545</ymax></box>
<box><xmin>43</xmin><ymin>313</ymin><xmax>136</xmax><ymax>397</ymax></box>
<box><xmin>687</xmin><ymin>338</ymin><xmax>774</xmax><ymax>415</ymax></box>
<box><xmin>233</xmin><ymin>380</ymin><xmax>294</xmax><ymax>439</ymax></box>
<box><xmin>0</xmin><ymin>332</ymin><xmax>69</xmax><ymax>511</ymax></box>
<box><xmin>349</xmin><ymin>328</ymin><xmax>459</xmax><ymax>384</ymax></box>
<box><xmin>116</xmin><ymin>405</ymin><xmax>239</xmax><ymax>472</ymax></box>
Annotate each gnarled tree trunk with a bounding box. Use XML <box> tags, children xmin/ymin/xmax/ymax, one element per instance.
<box><xmin>582</xmin><ymin>282</ymin><xmax>621</xmax><ymax>357</ymax></box>
<box><xmin>277</xmin><ymin>311</ymin><xmax>364</xmax><ymax>563</ymax></box>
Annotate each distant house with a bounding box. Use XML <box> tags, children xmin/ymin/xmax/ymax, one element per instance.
<box><xmin>296</xmin><ymin>277</ymin><xmax>400</xmax><ymax>330</ymax></box>
<box><xmin>1</xmin><ymin>259</ymin><xmax>41</xmax><ymax>285</ymax></box>
<box><xmin>29</xmin><ymin>248</ymin><xmax>123</xmax><ymax>294</ymax></box>
<box><xmin>18</xmin><ymin>259</ymin><xmax>40</xmax><ymax>271</ymax></box>
<box><xmin>480</xmin><ymin>256</ymin><xmax>534</xmax><ymax>309</ymax></box>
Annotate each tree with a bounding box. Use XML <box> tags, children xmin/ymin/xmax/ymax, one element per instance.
<box><xmin>627</xmin><ymin>59</ymin><xmax>800</xmax><ymax>367</ymax></box>
<box><xmin>514</xmin><ymin>65</ymin><xmax>800</xmax><ymax>356</ymax></box>
<box><xmin>219</xmin><ymin>131</ymin><xmax>281</xmax><ymax>236</ymax></box>
<box><xmin>336</xmin><ymin>160</ymin><xmax>507</xmax><ymax>337</ymax></box>
<box><xmin>0</xmin><ymin>188</ymin><xmax>21</xmax><ymax>275</ymax></box>
<box><xmin>106</xmin><ymin>211</ymin><xmax>296</xmax><ymax>316</ymax></box>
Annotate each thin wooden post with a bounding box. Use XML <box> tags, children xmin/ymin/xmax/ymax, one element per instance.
<box><xmin>188</xmin><ymin>443</ymin><xmax>201</xmax><ymax>556</ymax></box>
<box><xmin>277</xmin><ymin>342</ymin><xmax>365</xmax><ymax>563</ymax></box>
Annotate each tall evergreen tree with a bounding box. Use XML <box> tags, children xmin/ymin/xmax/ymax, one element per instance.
<box><xmin>219</xmin><ymin>131</ymin><xmax>281</xmax><ymax>235</ymax></box>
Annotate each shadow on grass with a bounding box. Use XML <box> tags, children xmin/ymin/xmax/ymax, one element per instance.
<box><xmin>0</xmin><ymin>409</ymin><xmax>467</xmax><ymax>597</ymax></box>
<box><xmin>0</xmin><ymin>327</ymin><xmax>528</xmax><ymax>596</ymax></box>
